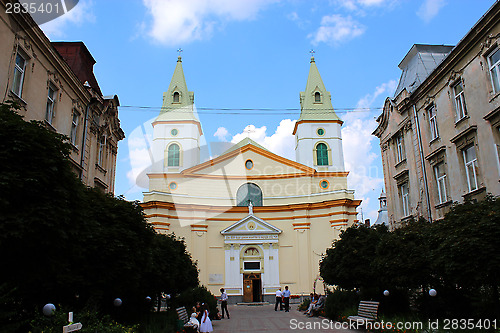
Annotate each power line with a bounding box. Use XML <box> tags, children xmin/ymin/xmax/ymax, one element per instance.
<box><xmin>118</xmin><ymin>105</ymin><xmax>383</xmax><ymax>115</ymax></box>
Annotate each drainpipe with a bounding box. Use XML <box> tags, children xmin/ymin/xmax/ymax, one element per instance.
<box><xmin>80</xmin><ymin>97</ymin><xmax>99</xmax><ymax>180</ymax></box>
<box><xmin>412</xmin><ymin>104</ymin><xmax>433</xmax><ymax>223</ymax></box>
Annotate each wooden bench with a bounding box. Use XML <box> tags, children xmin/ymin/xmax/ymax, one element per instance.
<box><xmin>176</xmin><ymin>306</ymin><xmax>189</xmax><ymax>330</ymax></box>
<box><xmin>348</xmin><ymin>301</ymin><xmax>379</xmax><ymax>326</ymax></box>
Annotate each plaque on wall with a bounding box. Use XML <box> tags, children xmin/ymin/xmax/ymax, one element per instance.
<box><xmin>209</xmin><ymin>274</ymin><xmax>223</xmax><ymax>284</ymax></box>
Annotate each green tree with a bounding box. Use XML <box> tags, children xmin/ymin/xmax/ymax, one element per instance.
<box><xmin>432</xmin><ymin>196</ymin><xmax>500</xmax><ymax>318</ymax></box>
<box><xmin>0</xmin><ymin>102</ymin><xmax>199</xmax><ymax>329</ymax></box>
<box><xmin>320</xmin><ymin>224</ymin><xmax>388</xmax><ymax>291</ymax></box>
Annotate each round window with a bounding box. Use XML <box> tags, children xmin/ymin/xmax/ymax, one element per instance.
<box><xmin>171</xmin><ymin>128</ymin><xmax>178</xmax><ymax>136</ymax></box>
<box><xmin>169</xmin><ymin>182</ymin><xmax>177</xmax><ymax>190</ymax></box>
<box><xmin>245</xmin><ymin>159</ymin><xmax>253</xmax><ymax>170</ymax></box>
<box><xmin>320</xmin><ymin>180</ymin><xmax>329</xmax><ymax>189</ymax></box>
<box><xmin>317</xmin><ymin>128</ymin><xmax>325</xmax><ymax>136</ymax></box>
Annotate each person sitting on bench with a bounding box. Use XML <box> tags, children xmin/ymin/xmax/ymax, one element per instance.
<box><xmin>307</xmin><ymin>294</ymin><xmax>326</xmax><ymax>317</ymax></box>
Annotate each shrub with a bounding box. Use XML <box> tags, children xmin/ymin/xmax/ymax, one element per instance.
<box><xmin>298</xmin><ymin>298</ymin><xmax>310</xmax><ymax>311</ymax></box>
<box><xmin>171</xmin><ymin>286</ymin><xmax>219</xmax><ymax>319</ymax></box>
<box><xmin>323</xmin><ymin>289</ymin><xmax>359</xmax><ymax>321</ymax></box>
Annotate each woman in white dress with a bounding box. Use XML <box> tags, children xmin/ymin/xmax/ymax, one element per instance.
<box><xmin>199</xmin><ymin>303</ymin><xmax>213</xmax><ymax>333</ymax></box>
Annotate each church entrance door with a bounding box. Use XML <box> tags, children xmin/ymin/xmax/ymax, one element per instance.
<box><xmin>243</xmin><ymin>273</ymin><xmax>261</xmax><ymax>302</ymax></box>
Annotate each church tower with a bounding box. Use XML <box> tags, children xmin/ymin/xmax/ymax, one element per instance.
<box><xmin>293</xmin><ymin>55</ymin><xmax>345</xmax><ymax>172</ymax></box>
<box><xmin>151</xmin><ymin>55</ymin><xmax>202</xmax><ymax>173</ymax></box>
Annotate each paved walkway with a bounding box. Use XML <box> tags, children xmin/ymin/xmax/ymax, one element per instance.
<box><xmin>211</xmin><ymin>304</ymin><xmax>361</xmax><ymax>332</ymax></box>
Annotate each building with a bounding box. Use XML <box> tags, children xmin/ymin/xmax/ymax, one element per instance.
<box><xmin>142</xmin><ymin>55</ymin><xmax>360</xmax><ymax>302</ymax></box>
<box><xmin>373</xmin><ymin>190</ymin><xmax>389</xmax><ymax>227</ymax></box>
<box><xmin>0</xmin><ymin>0</ymin><xmax>124</xmax><ymax>193</ymax></box>
<box><xmin>373</xmin><ymin>2</ymin><xmax>500</xmax><ymax>228</ymax></box>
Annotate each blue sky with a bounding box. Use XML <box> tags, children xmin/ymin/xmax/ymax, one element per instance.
<box><xmin>41</xmin><ymin>0</ymin><xmax>495</xmax><ymax>222</ymax></box>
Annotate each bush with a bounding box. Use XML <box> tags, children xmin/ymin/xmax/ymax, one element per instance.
<box><xmin>29</xmin><ymin>305</ymin><xmax>138</xmax><ymax>332</ymax></box>
<box><xmin>298</xmin><ymin>298</ymin><xmax>310</xmax><ymax>311</ymax></box>
<box><xmin>171</xmin><ymin>286</ymin><xmax>219</xmax><ymax>319</ymax></box>
<box><xmin>323</xmin><ymin>289</ymin><xmax>359</xmax><ymax>321</ymax></box>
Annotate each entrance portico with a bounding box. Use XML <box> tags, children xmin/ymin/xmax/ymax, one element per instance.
<box><xmin>220</xmin><ymin>204</ymin><xmax>282</xmax><ymax>303</ymax></box>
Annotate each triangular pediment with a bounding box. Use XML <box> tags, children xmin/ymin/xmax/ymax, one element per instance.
<box><xmin>182</xmin><ymin>141</ymin><xmax>315</xmax><ymax>177</ymax></box>
<box><xmin>221</xmin><ymin>214</ymin><xmax>282</xmax><ymax>235</ymax></box>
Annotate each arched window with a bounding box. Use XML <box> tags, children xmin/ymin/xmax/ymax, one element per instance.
<box><xmin>173</xmin><ymin>92</ymin><xmax>180</xmax><ymax>103</ymax></box>
<box><xmin>236</xmin><ymin>183</ymin><xmax>263</xmax><ymax>207</ymax></box>
<box><xmin>316</xmin><ymin>143</ymin><xmax>329</xmax><ymax>166</ymax></box>
<box><xmin>315</xmin><ymin>92</ymin><xmax>321</xmax><ymax>102</ymax></box>
<box><xmin>167</xmin><ymin>144</ymin><xmax>180</xmax><ymax>166</ymax></box>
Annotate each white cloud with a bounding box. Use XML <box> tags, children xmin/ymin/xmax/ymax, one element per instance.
<box><xmin>142</xmin><ymin>0</ymin><xmax>276</xmax><ymax>45</ymax></box>
<box><xmin>214</xmin><ymin>127</ymin><xmax>229</xmax><ymax>141</ymax></box>
<box><xmin>342</xmin><ymin>80</ymin><xmax>397</xmax><ymax>222</ymax></box>
<box><xmin>230</xmin><ymin>119</ymin><xmax>296</xmax><ymax>160</ymax></box>
<box><xmin>40</xmin><ymin>0</ymin><xmax>95</xmax><ymax>38</ymax></box>
<box><xmin>309</xmin><ymin>14</ymin><xmax>365</xmax><ymax>45</ymax></box>
<box><xmin>336</xmin><ymin>0</ymin><xmax>397</xmax><ymax>11</ymax></box>
<box><xmin>417</xmin><ymin>0</ymin><xmax>446</xmax><ymax>23</ymax></box>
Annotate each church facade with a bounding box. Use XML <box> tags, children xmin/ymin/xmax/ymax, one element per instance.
<box><xmin>142</xmin><ymin>55</ymin><xmax>360</xmax><ymax>302</ymax></box>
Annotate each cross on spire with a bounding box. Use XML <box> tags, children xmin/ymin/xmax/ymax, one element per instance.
<box><xmin>243</xmin><ymin>126</ymin><xmax>255</xmax><ymax>138</ymax></box>
<box><xmin>309</xmin><ymin>49</ymin><xmax>315</xmax><ymax>62</ymax></box>
<box><xmin>177</xmin><ymin>48</ymin><xmax>183</xmax><ymax>57</ymax></box>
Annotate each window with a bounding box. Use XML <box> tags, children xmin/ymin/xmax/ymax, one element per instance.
<box><xmin>316</xmin><ymin>143</ymin><xmax>329</xmax><ymax>166</ymax></box>
<box><xmin>316</xmin><ymin>128</ymin><xmax>325</xmax><ymax>136</ymax></box>
<box><xmin>319</xmin><ymin>180</ymin><xmax>329</xmax><ymax>189</ymax></box>
<box><xmin>245</xmin><ymin>159</ymin><xmax>253</xmax><ymax>170</ymax></box>
<box><xmin>463</xmin><ymin>145</ymin><xmax>479</xmax><ymax>192</ymax></box>
<box><xmin>12</xmin><ymin>51</ymin><xmax>26</xmax><ymax>96</ymax></box>
<box><xmin>453</xmin><ymin>81</ymin><xmax>467</xmax><ymax>120</ymax></box>
<box><xmin>434</xmin><ymin>163</ymin><xmax>447</xmax><ymax>204</ymax></box>
<box><xmin>314</xmin><ymin>92</ymin><xmax>321</xmax><ymax>102</ymax></box>
<box><xmin>428</xmin><ymin>105</ymin><xmax>439</xmax><ymax>140</ymax></box>
<box><xmin>236</xmin><ymin>183</ymin><xmax>263</xmax><ymax>206</ymax></box>
<box><xmin>45</xmin><ymin>85</ymin><xmax>57</xmax><ymax>124</ymax></box>
<box><xmin>243</xmin><ymin>262</ymin><xmax>260</xmax><ymax>270</ymax></box>
<box><xmin>400</xmin><ymin>182</ymin><xmax>409</xmax><ymax>217</ymax></box>
<box><xmin>488</xmin><ymin>48</ymin><xmax>500</xmax><ymax>93</ymax></box>
<box><xmin>167</xmin><ymin>143</ymin><xmax>180</xmax><ymax>166</ymax></box>
<box><xmin>173</xmin><ymin>92</ymin><xmax>180</xmax><ymax>103</ymax></box>
<box><xmin>98</xmin><ymin>136</ymin><xmax>106</xmax><ymax>167</ymax></box>
<box><xmin>70</xmin><ymin>112</ymin><xmax>79</xmax><ymax>146</ymax></box>
<box><xmin>171</xmin><ymin>128</ymin><xmax>178</xmax><ymax>136</ymax></box>
<box><xmin>395</xmin><ymin>133</ymin><xmax>405</xmax><ymax>163</ymax></box>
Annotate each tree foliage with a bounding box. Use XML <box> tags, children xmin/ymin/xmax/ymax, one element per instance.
<box><xmin>0</xmin><ymin>102</ymin><xmax>199</xmax><ymax>329</ymax></box>
<box><xmin>320</xmin><ymin>198</ymin><xmax>500</xmax><ymax>318</ymax></box>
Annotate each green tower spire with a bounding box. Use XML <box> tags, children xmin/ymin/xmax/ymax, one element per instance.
<box><xmin>156</xmin><ymin>55</ymin><xmax>198</xmax><ymax>122</ymax></box>
<box><xmin>298</xmin><ymin>56</ymin><xmax>340</xmax><ymax>122</ymax></box>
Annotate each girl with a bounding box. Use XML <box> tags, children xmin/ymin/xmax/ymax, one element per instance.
<box><xmin>199</xmin><ymin>303</ymin><xmax>213</xmax><ymax>333</ymax></box>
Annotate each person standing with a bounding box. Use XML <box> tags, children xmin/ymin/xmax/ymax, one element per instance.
<box><xmin>274</xmin><ymin>288</ymin><xmax>283</xmax><ymax>311</ymax></box>
<box><xmin>282</xmin><ymin>285</ymin><xmax>291</xmax><ymax>312</ymax></box>
<box><xmin>220</xmin><ymin>288</ymin><xmax>230</xmax><ymax>319</ymax></box>
<box><xmin>199</xmin><ymin>303</ymin><xmax>213</xmax><ymax>333</ymax></box>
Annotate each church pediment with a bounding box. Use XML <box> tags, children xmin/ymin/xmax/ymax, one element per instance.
<box><xmin>182</xmin><ymin>140</ymin><xmax>315</xmax><ymax>178</ymax></box>
<box><xmin>221</xmin><ymin>214</ymin><xmax>282</xmax><ymax>235</ymax></box>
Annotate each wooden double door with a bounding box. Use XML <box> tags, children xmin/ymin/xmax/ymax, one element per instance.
<box><xmin>243</xmin><ymin>273</ymin><xmax>261</xmax><ymax>302</ymax></box>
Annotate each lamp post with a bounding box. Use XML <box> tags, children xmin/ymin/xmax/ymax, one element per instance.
<box><xmin>43</xmin><ymin>303</ymin><xmax>56</xmax><ymax>317</ymax></box>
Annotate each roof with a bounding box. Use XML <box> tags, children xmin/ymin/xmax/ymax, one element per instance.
<box><xmin>222</xmin><ymin>137</ymin><xmax>269</xmax><ymax>155</ymax></box>
<box><xmin>157</xmin><ymin>56</ymin><xmax>198</xmax><ymax>122</ymax></box>
<box><xmin>51</xmin><ymin>41</ymin><xmax>102</xmax><ymax>96</ymax></box>
<box><xmin>394</xmin><ymin>44</ymin><xmax>453</xmax><ymax>97</ymax></box>
<box><xmin>298</xmin><ymin>57</ymin><xmax>341</xmax><ymax>122</ymax></box>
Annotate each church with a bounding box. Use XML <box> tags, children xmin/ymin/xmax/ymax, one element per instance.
<box><xmin>141</xmin><ymin>55</ymin><xmax>361</xmax><ymax>303</ymax></box>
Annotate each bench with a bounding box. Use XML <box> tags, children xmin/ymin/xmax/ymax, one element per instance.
<box><xmin>176</xmin><ymin>306</ymin><xmax>189</xmax><ymax>330</ymax></box>
<box><xmin>348</xmin><ymin>301</ymin><xmax>379</xmax><ymax>326</ymax></box>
